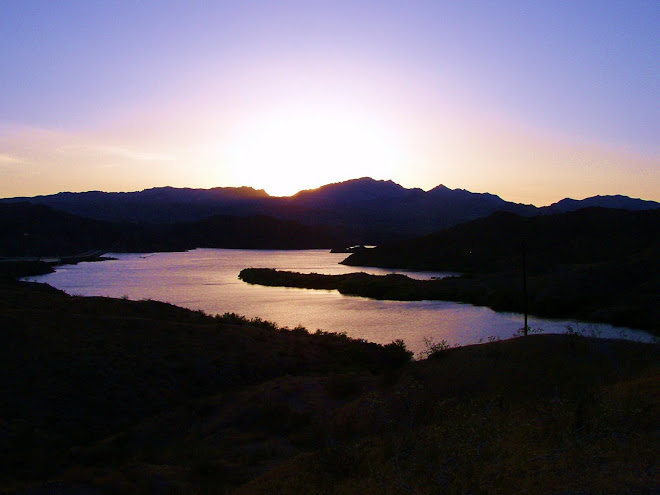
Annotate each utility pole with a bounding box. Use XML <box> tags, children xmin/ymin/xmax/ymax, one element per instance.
<box><xmin>522</xmin><ymin>239</ymin><xmax>528</xmax><ymax>336</ymax></box>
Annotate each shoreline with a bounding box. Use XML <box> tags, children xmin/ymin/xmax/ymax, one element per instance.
<box><xmin>239</xmin><ymin>268</ymin><xmax>660</xmax><ymax>337</ymax></box>
<box><xmin>0</xmin><ymin>254</ymin><xmax>115</xmax><ymax>279</ymax></box>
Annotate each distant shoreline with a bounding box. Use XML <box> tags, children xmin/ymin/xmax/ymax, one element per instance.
<box><xmin>0</xmin><ymin>254</ymin><xmax>115</xmax><ymax>279</ymax></box>
<box><xmin>238</xmin><ymin>268</ymin><xmax>659</xmax><ymax>336</ymax></box>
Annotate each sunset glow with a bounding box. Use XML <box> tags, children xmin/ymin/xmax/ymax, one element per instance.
<box><xmin>0</xmin><ymin>1</ymin><xmax>658</xmax><ymax>204</ymax></box>
<box><xmin>224</xmin><ymin>103</ymin><xmax>408</xmax><ymax>196</ymax></box>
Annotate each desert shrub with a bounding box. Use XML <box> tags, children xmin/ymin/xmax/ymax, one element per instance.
<box><xmin>216</xmin><ymin>312</ymin><xmax>279</xmax><ymax>330</ymax></box>
<box><xmin>512</xmin><ymin>326</ymin><xmax>545</xmax><ymax>337</ymax></box>
<box><xmin>381</xmin><ymin>339</ymin><xmax>414</xmax><ymax>368</ymax></box>
<box><xmin>289</xmin><ymin>324</ymin><xmax>309</xmax><ymax>336</ymax></box>
<box><xmin>418</xmin><ymin>337</ymin><xmax>454</xmax><ymax>359</ymax></box>
<box><xmin>217</xmin><ymin>311</ymin><xmax>250</xmax><ymax>325</ymax></box>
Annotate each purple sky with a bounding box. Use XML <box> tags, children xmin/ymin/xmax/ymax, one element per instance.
<box><xmin>1</xmin><ymin>1</ymin><xmax>658</xmax><ymax>204</ymax></box>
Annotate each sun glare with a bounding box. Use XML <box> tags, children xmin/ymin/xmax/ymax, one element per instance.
<box><xmin>224</xmin><ymin>105</ymin><xmax>408</xmax><ymax>196</ymax></box>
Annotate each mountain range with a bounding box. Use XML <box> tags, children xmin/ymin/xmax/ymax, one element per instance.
<box><xmin>2</xmin><ymin>177</ymin><xmax>658</xmax><ymax>245</ymax></box>
<box><xmin>2</xmin><ymin>179</ymin><xmax>659</xmax><ymax>330</ymax></box>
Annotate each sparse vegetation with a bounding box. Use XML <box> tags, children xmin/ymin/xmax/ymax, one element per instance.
<box><xmin>1</xmin><ymin>279</ymin><xmax>658</xmax><ymax>494</ymax></box>
<box><xmin>417</xmin><ymin>336</ymin><xmax>454</xmax><ymax>359</ymax></box>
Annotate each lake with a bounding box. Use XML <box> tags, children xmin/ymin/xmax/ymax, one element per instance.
<box><xmin>27</xmin><ymin>248</ymin><xmax>655</xmax><ymax>355</ymax></box>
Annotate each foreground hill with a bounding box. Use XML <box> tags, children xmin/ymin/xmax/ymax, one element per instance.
<box><xmin>1</xmin><ymin>280</ymin><xmax>658</xmax><ymax>494</ymax></box>
<box><xmin>0</xmin><ymin>279</ymin><xmax>411</xmax><ymax>494</ymax></box>
<box><xmin>3</xmin><ymin>178</ymin><xmax>657</xmax><ymax>241</ymax></box>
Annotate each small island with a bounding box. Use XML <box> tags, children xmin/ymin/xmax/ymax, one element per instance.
<box><xmin>239</xmin><ymin>267</ymin><xmax>464</xmax><ymax>299</ymax></box>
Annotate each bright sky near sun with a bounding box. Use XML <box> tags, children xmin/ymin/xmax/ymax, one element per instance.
<box><xmin>1</xmin><ymin>1</ymin><xmax>658</xmax><ymax>205</ymax></box>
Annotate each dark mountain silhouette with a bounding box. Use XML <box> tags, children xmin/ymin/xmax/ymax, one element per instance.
<box><xmin>2</xmin><ymin>178</ymin><xmax>658</xmax><ymax>242</ymax></box>
<box><xmin>343</xmin><ymin>207</ymin><xmax>660</xmax><ymax>273</ymax></box>
<box><xmin>152</xmin><ymin>214</ymin><xmax>346</xmax><ymax>251</ymax></box>
<box><xmin>0</xmin><ymin>202</ymin><xmax>123</xmax><ymax>257</ymax></box>
<box><xmin>342</xmin><ymin>207</ymin><xmax>660</xmax><ymax>331</ymax></box>
<box><xmin>289</xmin><ymin>177</ymin><xmax>425</xmax><ymax>206</ymax></box>
<box><xmin>0</xmin><ymin>202</ymin><xmax>347</xmax><ymax>257</ymax></box>
<box><xmin>542</xmin><ymin>194</ymin><xmax>660</xmax><ymax>214</ymax></box>
<box><xmin>1</xmin><ymin>186</ymin><xmax>280</xmax><ymax>224</ymax></box>
<box><xmin>282</xmin><ymin>178</ymin><xmax>538</xmax><ymax>238</ymax></box>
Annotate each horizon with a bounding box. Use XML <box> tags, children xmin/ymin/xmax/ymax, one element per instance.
<box><xmin>1</xmin><ymin>1</ymin><xmax>658</xmax><ymax>204</ymax></box>
<box><xmin>2</xmin><ymin>176</ymin><xmax>658</xmax><ymax>208</ymax></box>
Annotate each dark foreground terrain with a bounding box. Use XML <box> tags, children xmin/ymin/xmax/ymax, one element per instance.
<box><xmin>1</xmin><ymin>279</ymin><xmax>658</xmax><ymax>494</ymax></box>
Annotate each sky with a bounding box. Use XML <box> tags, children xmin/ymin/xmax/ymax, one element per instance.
<box><xmin>1</xmin><ymin>1</ymin><xmax>658</xmax><ymax>205</ymax></box>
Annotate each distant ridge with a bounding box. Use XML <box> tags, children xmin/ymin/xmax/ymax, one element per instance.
<box><xmin>0</xmin><ymin>202</ymin><xmax>346</xmax><ymax>257</ymax></box>
<box><xmin>343</xmin><ymin>207</ymin><xmax>660</xmax><ymax>273</ymax></box>
<box><xmin>542</xmin><ymin>194</ymin><xmax>660</xmax><ymax>214</ymax></box>
<box><xmin>2</xmin><ymin>178</ymin><xmax>658</xmax><ymax>242</ymax></box>
<box><xmin>341</xmin><ymin>207</ymin><xmax>660</xmax><ymax>331</ymax></box>
<box><xmin>2</xmin><ymin>186</ymin><xmax>278</xmax><ymax>224</ymax></box>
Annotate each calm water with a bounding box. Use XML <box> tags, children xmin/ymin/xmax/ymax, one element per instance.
<box><xmin>27</xmin><ymin>248</ymin><xmax>655</xmax><ymax>355</ymax></box>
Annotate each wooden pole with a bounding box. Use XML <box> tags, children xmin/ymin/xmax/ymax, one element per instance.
<box><xmin>522</xmin><ymin>239</ymin><xmax>528</xmax><ymax>336</ymax></box>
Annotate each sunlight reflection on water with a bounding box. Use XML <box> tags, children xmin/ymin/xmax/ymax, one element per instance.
<box><xmin>28</xmin><ymin>249</ymin><xmax>655</xmax><ymax>356</ymax></box>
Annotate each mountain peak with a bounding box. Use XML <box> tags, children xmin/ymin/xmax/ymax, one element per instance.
<box><xmin>208</xmin><ymin>186</ymin><xmax>270</xmax><ymax>198</ymax></box>
<box><xmin>291</xmin><ymin>177</ymin><xmax>412</xmax><ymax>205</ymax></box>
